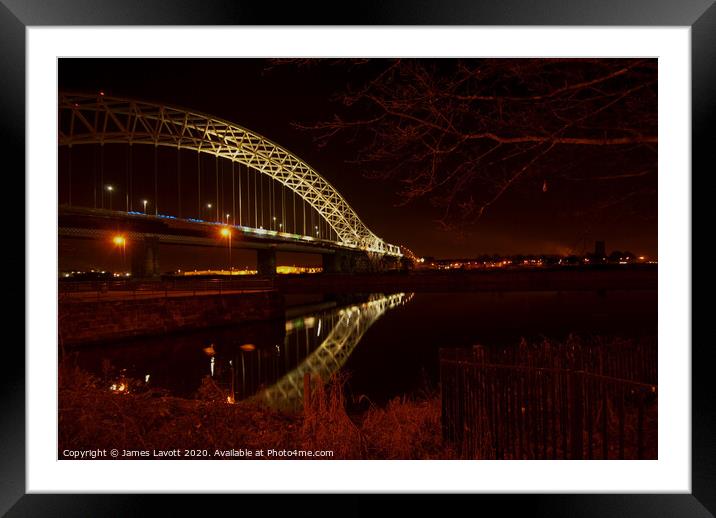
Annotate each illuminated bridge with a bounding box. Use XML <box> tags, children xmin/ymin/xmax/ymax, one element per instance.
<box><xmin>58</xmin><ymin>92</ymin><xmax>402</xmax><ymax>277</ymax></box>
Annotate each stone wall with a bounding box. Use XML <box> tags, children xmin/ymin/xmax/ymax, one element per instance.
<box><xmin>59</xmin><ymin>291</ymin><xmax>284</xmax><ymax>346</ymax></box>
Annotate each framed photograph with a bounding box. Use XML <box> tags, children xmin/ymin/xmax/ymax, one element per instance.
<box><xmin>8</xmin><ymin>0</ymin><xmax>712</xmax><ymax>514</ymax></box>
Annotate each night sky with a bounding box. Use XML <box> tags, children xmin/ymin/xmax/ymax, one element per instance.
<box><xmin>58</xmin><ymin>58</ymin><xmax>657</xmax><ymax>267</ymax></box>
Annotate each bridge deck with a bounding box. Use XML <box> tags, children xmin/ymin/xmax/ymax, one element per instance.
<box><xmin>58</xmin><ymin>205</ymin><xmax>353</xmax><ymax>254</ymax></box>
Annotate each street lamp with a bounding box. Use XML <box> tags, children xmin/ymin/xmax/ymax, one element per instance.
<box><xmin>226</xmin><ymin>213</ymin><xmax>231</xmax><ymax>224</ymax></box>
<box><xmin>220</xmin><ymin>227</ymin><xmax>232</xmax><ymax>275</ymax></box>
<box><xmin>272</xmin><ymin>216</ymin><xmax>277</xmax><ymax>230</ymax></box>
<box><xmin>142</xmin><ymin>199</ymin><xmax>148</xmax><ymax>215</ymax></box>
<box><xmin>106</xmin><ymin>185</ymin><xmax>114</xmax><ymax>210</ymax></box>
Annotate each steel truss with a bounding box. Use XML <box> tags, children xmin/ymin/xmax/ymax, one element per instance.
<box><xmin>59</xmin><ymin>93</ymin><xmax>401</xmax><ymax>256</ymax></box>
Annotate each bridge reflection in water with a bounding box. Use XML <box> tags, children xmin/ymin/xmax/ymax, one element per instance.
<box><xmin>76</xmin><ymin>293</ymin><xmax>412</xmax><ymax>404</ymax></box>
<box><xmin>213</xmin><ymin>293</ymin><xmax>412</xmax><ymax>409</ymax></box>
<box><xmin>258</xmin><ymin>292</ymin><xmax>412</xmax><ymax>409</ymax></box>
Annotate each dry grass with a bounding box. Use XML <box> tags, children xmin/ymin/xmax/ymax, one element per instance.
<box><xmin>299</xmin><ymin>373</ymin><xmax>454</xmax><ymax>459</ymax></box>
<box><xmin>360</xmin><ymin>396</ymin><xmax>454</xmax><ymax>459</ymax></box>
<box><xmin>59</xmin><ymin>360</ymin><xmax>299</xmax><ymax>457</ymax></box>
<box><xmin>300</xmin><ymin>374</ymin><xmax>364</xmax><ymax>458</ymax></box>
<box><xmin>58</xmin><ymin>361</ymin><xmax>450</xmax><ymax>459</ymax></box>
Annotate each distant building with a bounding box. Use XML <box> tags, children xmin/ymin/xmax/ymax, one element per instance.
<box><xmin>594</xmin><ymin>241</ymin><xmax>606</xmax><ymax>262</ymax></box>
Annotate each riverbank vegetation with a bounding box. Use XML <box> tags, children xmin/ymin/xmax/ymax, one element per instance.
<box><xmin>59</xmin><ymin>334</ymin><xmax>657</xmax><ymax>460</ymax></box>
<box><xmin>59</xmin><ymin>361</ymin><xmax>452</xmax><ymax>459</ymax></box>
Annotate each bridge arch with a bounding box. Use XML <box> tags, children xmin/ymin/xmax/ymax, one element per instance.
<box><xmin>58</xmin><ymin>92</ymin><xmax>400</xmax><ymax>256</ymax></box>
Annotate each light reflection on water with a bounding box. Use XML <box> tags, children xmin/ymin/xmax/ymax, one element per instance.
<box><xmin>260</xmin><ymin>292</ymin><xmax>411</xmax><ymax>409</ymax></box>
<box><xmin>74</xmin><ymin>292</ymin><xmax>412</xmax><ymax>407</ymax></box>
<box><xmin>72</xmin><ymin>290</ymin><xmax>656</xmax><ymax>407</ymax></box>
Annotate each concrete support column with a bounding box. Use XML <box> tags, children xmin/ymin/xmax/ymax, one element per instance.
<box><xmin>130</xmin><ymin>237</ymin><xmax>160</xmax><ymax>278</ymax></box>
<box><xmin>257</xmin><ymin>248</ymin><xmax>277</xmax><ymax>277</ymax></box>
<box><xmin>322</xmin><ymin>252</ymin><xmax>341</xmax><ymax>274</ymax></box>
<box><xmin>324</xmin><ymin>250</ymin><xmax>404</xmax><ymax>274</ymax></box>
<box><xmin>324</xmin><ymin>251</ymin><xmax>358</xmax><ymax>273</ymax></box>
<box><xmin>382</xmin><ymin>255</ymin><xmax>402</xmax><ymax>272</ymax></box>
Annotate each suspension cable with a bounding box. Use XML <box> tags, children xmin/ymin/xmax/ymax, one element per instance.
<box><xmin>177</xmin><ymin>148</ymin><xmax>181</xmax><ymax>218</ymax></box>
<box><xmin>67</xmin><ymin>145</ymin><xmax>72</xmax><ymax>206</ymax></box>
<box><xmin>154</xmin><ymin>145</ymin><xmax>158</xmax><ymax>215</ymax></box>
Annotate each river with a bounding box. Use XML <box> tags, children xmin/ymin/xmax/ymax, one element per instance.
<box><xmin>71</xmin><ymin>289</ymin><xmax>657</xmax><ymax>409</ymax></box>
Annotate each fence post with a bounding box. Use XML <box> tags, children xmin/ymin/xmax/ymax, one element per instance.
<box><xmin>586</xmin><ymin>378</ymin><xmax>593</xmax><ymax>459</ymax></box>
<box><xmin>570</xmin><ymin>371</ymin><xmax>584</xmax><ymax>459</ymax></box>
<box><xmin>617</xmin><ymin>388</ymin><xmax>626</xmax><ymax>459</ymax></box>
<box><xmin>602</xmin><ymin>385</ymin><xmax>609</xmax><ymax>459</ymax></box>
<box><xmin>440</xmin><ymin>350</ymin><xmax>449</xmax><ymax>444</ymax></box>
<box><xmin>637</xmin><ymin>391</ymin><xmax>645</xmax><ymax>459</ymax></box>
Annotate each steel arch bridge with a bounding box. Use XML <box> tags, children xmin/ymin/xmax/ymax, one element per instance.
<box><xmin>58</xmin><ymin>92</ymin><xmax>401</xmax><ymax>256</ymax></box>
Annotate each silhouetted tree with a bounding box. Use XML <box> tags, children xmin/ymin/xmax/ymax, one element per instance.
<box><xmin>608</xmin><ymin>250</ymin><xmax>624</xmax><ymax>262</ymax></box>
<box><xmin>276</xmin><ymin>59</ymin><xmax>657</xmax><ymax>228</ymax></box>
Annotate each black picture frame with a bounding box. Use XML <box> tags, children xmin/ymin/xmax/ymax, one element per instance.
<box><xmin>5</xmin><ymin>0</ymin><xmax>712</xmax><ymax>515</ymax></box>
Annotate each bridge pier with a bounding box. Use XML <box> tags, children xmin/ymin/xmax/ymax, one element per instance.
<box><xmin>381</xmin><ymin>254</ymin><xmax>403</xmax><ymax>272</ymax></box>
<box><xmin>322</xmin><ymin>251</ymin><xmax>347</xmax><ymax>273</ymax></box>
<box><xmin>323</xmin><ymin>250</ymin><xmax>402</xmax><ymax>274</ymax></box>
<box><xmin>130</xmin><ymin>236</ymin><xmax>160</xmax><ymax>278</ymax></box>
<box><xmin>257</xmin><ymin>248</ymin><xmax>277</xmax><ymax>276</ymax></box>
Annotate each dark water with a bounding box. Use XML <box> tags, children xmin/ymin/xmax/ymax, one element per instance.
<box><xmin>71</xmin><ymin>290</ymin><xmax>657</xmax><ymax>408</ymax></box>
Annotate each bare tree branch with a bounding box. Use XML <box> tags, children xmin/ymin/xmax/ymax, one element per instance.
<box><xmin>272</xmin><ymin>58</ymin><xmax>657</xmax><ymax>226</ymax></box>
